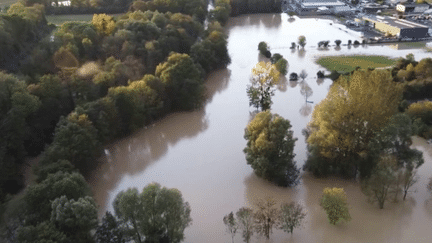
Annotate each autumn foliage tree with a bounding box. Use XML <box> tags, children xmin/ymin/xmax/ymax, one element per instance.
<box><xmin>246</xmin><ymin>61</ymin><xmax>280</xmax><ymax>111</ymax></box>
<box><xmin>244</xmin><ymin>111</ymin><xmax>299</xmax><ymax>187</ymax></box>
<box><xmin>305</xmin><ymin>69</ymin><xmax>404</xmax><ymax>178</ymax></box>
<box><xmin>320</xmin><ymin>188</ymin><xmax>351</xmax><ymax>225</ymax></box>
<box><xmin>92</xmin><ymin>14</ymin><xmax>116</xmax><ymax>35</ymax></box>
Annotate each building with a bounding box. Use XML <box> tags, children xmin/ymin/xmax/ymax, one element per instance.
<box><xmin>363</xmin><ymin>15</ymin><xmax>429</xmax><ymax>38</ymax></box>
<box><xmin>396</xmin><ymin>3</ymin><xmax>430</xmax><ymax>14</ymax></box>
<box><xmin>296</xmin><ymin>0</ymin><xmax>352</xmax><ymax>14</ymax></box>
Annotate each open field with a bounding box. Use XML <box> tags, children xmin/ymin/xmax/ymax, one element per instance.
<box><xmin>0</xmin><ymin>0</ymin><xmax>16</xmax><ymax>8</ymax></box>
<box><xmin>46</xmin><ymin>13</ymin><xmax>125</xmax><ymax>25</ymax></box>
<box><xmin>316</xmin><ymin>55</ymin><xmax>397</xmax><ymax>72</ymax></box>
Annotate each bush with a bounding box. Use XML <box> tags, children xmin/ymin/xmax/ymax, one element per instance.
<box><xmin>348</xmin><ymin>40</ymin><xmax>352</xmax><ymax>45</ymax></box>
<box><xmin>354</xmin><ymin>40</ymin><xmax>360</xmax><ymax>45</ymax></box>
<box><xmin>335</xmin><ymin>40</ymin><xmax>341</xmax><ymax>46</ymax></box>
<box><xmin>258</xmin><ymin>41</ymin><xmax>269</xmax><ymax>55</ymax></box>
<box><xmin>275</xmin><ymin>58</ymin><xmax>288</xmax><ymax>75</ymax></box>
<box><xmin>271</xmin><ymin>53</ymin><xmax>283</xmax><ymax>64</ymax></box>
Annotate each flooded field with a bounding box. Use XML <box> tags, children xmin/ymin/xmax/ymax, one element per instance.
<box><xmin>88</xmin><ymin>13</ymin><xmax>432</xmax><ymax>242</ymax></box>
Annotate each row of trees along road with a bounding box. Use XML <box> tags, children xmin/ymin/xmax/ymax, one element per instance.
<box><xmin>1</xmin><ymin>0</ymin><xmax>231</xmax><ymax>241</ymax></box>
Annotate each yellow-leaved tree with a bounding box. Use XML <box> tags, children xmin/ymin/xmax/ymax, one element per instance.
<box><xmin>320</xmin><ymin>188</ymin><xmax>351</xmax><ymax>225</ymax></box>
<box><xmin>92</xmin><ymin>14</ymin><xmax>116</xmax><ymax>35</ymax></box>
<box><xmin>247</xmin><ymin>61</ymin><xmax>280</xmax><ymax>110</ymax></box>
<box><xmin>305</xmin><ymin>69</ymin><xmax>403</xmax><ymax>177</ymax></box>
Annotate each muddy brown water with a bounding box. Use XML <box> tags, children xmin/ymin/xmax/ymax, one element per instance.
<box><xmin>87</xmin><ymin>14</ymin><xmax>432</xmax><ymax>242</ymax></box>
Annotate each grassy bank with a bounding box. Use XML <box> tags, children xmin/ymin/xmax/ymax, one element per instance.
<box><xmin>316</xmin><ymin>55</ymin><xmax>397</xmax><ymax>73</ymax></box>
<box><xmin>46</xmin><ymin>13</ymin><xmax>124</xmax><ymax>25</ymax></box>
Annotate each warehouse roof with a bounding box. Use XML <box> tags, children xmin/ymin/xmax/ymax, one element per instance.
<box><xmin>364</xmin><ymin>15</ymin><xmax>429</xmax><ymax>29</ymax></box>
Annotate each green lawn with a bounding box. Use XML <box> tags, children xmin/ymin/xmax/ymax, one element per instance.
<box><xmin>46</xmin><ymin>13</ymin><xmax>125</xmax><ymax>25</ymax></box>
<box><xmin>0</xmin><ymin>0</ymin><xmax>16</xmax><ymax>8</ymax></box>
<box><xmin>316</xmin><ymin>55</ymin><xmax>397</xmax><ymax>73</ymax></box>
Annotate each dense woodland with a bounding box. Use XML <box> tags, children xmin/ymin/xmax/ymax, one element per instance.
<box><xmin>0</xmin><ymin>0</ymin><xmax>230</xmax><ymax>241</ymax></box>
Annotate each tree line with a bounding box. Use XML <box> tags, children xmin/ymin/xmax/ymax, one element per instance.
<box><xmin>0</xmin><ymin>0</ymin><xmax>231</xmax><ymax>241</ymax></box>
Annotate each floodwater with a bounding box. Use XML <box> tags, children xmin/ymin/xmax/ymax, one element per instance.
<box><xmin>88</xmin><ymin>14</ymin><xmax>432</xmax><ymax>242</ymax></box>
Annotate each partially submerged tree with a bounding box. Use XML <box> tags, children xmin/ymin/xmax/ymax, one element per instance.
<box><xmin>258</xmin><ymin>41</ymin><xmax>270</xmax><ymax>55</ymax></box>
<box><xmin>320</xmin><ymin>188</ymin><xmax>351</xmax><ymax>225</ymax></box>
<box><xmin>113</xmin><ymin>183</ymin><xmax>192</xmax><ymax>243</ymax></box>
<box><xmin>254</xmin><ymin>198</ymin><xmax>279</xmax><ymax>239</ymax></box>
<box><xmin>246</xmin><ymin>61</ymin><xmax>280</xmax><ymax>111</ymax></box>
<box><xmin>278</xmin><ymin>202</ymin><xmax>306</xmax><ymax>235</ymax></box>
<box><xmin>244</xmin><ymin>111</ymin><xmax>299</xmax><ymax>187</ymax></box>
<box><xmin>236</xmin><ymin>207</ymin><xmax>255</xmax><ymax>243</ymax></box>
<box><xmin>305</xmin><ymin>69</ymin><xmax>404</xmax><ymax>178</ymax></box>
<box><xmin>298</xmin><ymin>35</ymin><xmax>306</xmax><ymax>48</ymax></box>
<box><xmin>223</xmin><ymin>212</ymin><xmax>237</xmax><ymax>243</ymax></box>
<box><xmin>361</xmin><ymin>155</ymin><xmax>399</xmax><ymax>209</ymax></box>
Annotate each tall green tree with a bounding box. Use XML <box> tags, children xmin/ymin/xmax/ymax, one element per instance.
<box><xmin>320</xmin><ymin>187</ymin><xmax>351</xmax><ymax>225</ymax></box>
<box><xmin>155</xmin><ymin>52</ymin><xmax>204</xmax><ymax>110</ymax></box>
<box><xmin>113</xmin><ymin>183</ymin><xmax>192</xmax><ymax>243</ymax></box>
<box><xmin>95</xmin><ymin>211</ymin><xmax>127</xmax><ymax>243</ymax></box>
<box><xmin>50</xmin><ymin>195</ymin><xmax>98</xmax><ymax>241</ymax></box>
<box><xmin>244</xmin><ymin>111</ymin><xmax>299</xmax><ymax>187</ymax></box>
<box><xmin>24</xmin><ymin>171</ymin><xmax>92</xmax><ymax>225</ymax></box>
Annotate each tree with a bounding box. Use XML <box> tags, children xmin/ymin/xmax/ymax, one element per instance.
<box><xmin>50</xmin><ymin>195</ymin><xmax>98</xmax><ymax>240</ymax></box>
<box><xmin>258</xmin><ymin>41</ymin><xmax>269</xmax><ymax>55</ymax></box>
<box><xmin>254</xmin><ymin>197</ymin><xmax>279</xmax><ymax>239</ymax></box>
<box><xmin>278</xmin><ymin>202</ymin><xmax>306</xmax><ymax>235</ymax></box>
<box><xmin>92</xmin><ymin>14</ymin><xmax>116</xmax><ymax>35</ymax></box>
<box><xmin>400</xmin><ymin>168</ymin><xmax>419</xmax><ymax>201</ymax></box>
<box><xmin>305</xmin><ymin>69</ymin><xmax>403</xmax><ymax>178</ymax></box>
<box><xmin>95</xmin><ymin>211</ymin><xmax>127</xmax><ymax>243</ymax></box>
<box><xmin>39</xmin><ymin>112</ymin><xmax>102</xmax><ymax>171</ymax></box>
<box><xmin>298</xmin><ymin>35</ymin><xmax>306</xmax><ymax>48</ymax></box>
<box><xmin>113</xmin><ymin>183</ymin><xmax>192</xmax><ymax>243</ymax></box>
<box><xmin>223</xmin><ymin>212</ymin><xmax>237</xmax><ymax>243</ymax></box>
<box><xmin>244</xmin><ymin>111</ymin><xmax>299</xmax><ymax>187</ymax></box>
<box><xmin>17</xmin><ymin>222</ymin><xmax>68</xmax><ymax>243</ymax></box>
<box><xmin>275</xmin><ymin>58</ymin><xmax>288</xmax><ymax>76</ymax></box>
<box><xmin>320</xmin><ymin>188</ymin><xmax>351</xmax><ymax>225</ymax></box>
<box><xmin>361</xmin><ymin>155</ymin><xmax>399</xmax><ymax>209</ymax></box>
<box><xmin>236</xmin><ymin>207</ymin><xmax>255</xmax><ymax>243</ymax></box>
<box><xmin>155</xmin><ymin>52</ymin><xmax>204</xmax><ymax>110</ymax></box>
<box><xmin>246</xmin><ymin>61</ymin><xmax>280</xmax><ymax>111</ymax></box>
<box><xmin>24</xmin><ymin>171</ymin><xmax>92</xmax><ymax>224</ymax></box>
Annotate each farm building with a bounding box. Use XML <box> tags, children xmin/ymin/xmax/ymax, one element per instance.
<box><xmin>296</xmin><ymin>0</ymin><xmax>352</xmax><ymax>14</ymax></box>
<box><xmin>363</xmin><ymin>15</ymin><xmax>429</xmax><ymax>38</ymax></box>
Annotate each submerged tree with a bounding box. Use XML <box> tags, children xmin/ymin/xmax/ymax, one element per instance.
<box><xmin>244</xmin><ymin>111</ymin><xmax>299</xmax><ymax>187</ymax></box>
<box><xmin>236</xmin><ymin>207</ymin><xmax>255</xmax><ymax>243</ymax></box>
<box><xmin>254</xmin><ymin>198</ymin><xmax>279</xmax><ymax>239</ymax></box>
<box><xmin>305</xmin><ymin>69</ymin><xmax>403</xmax><ymax>178</ymax></box>
<box><xmin>361</xmin><ymin>155</ymin><xmax>399</xmax><ymax>209</ymax></box>
<box><xmin>246</xmin><ymin>61</ymin><xmax>280</xmax><ymax>111</ymax></box>
<box><xmin>320</xmin><ymin>188</ymin><xmax>351</xmax><ymax>225</ymax></box>
<box><xmin>278</xmin><ymin>202</ymin><xmax>306</xmax><ymax>235</ymax></box>
<box><xmin>223</xmin><ymin>212</ymin><xmax>237</xmax><ymax>243</ymax></box>
<box><xmin>298</xmin><ymin>35</ymin><xmax>306</xmax><ymax>48</ymax></box>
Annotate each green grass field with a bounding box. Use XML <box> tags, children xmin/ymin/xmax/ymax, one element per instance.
<box><xmin>45</xmin><ymin>13</ymin><xmax>124</xmax><ymax>25</ymax></box>
<box><xmin>316</xmin><ymin>55</ymin><xmax>397</xmax><ymax>73</ymax></box>
<box><xmin>0</xmin><ymin>0</ymin><xmax>16</xmax><ymax>8</ymax></box>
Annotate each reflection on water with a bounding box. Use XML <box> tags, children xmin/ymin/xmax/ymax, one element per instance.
<box><xmin>90</xmin><ymin>13</ymin><xmax>432</xmax><ymax>242</ymax></box>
